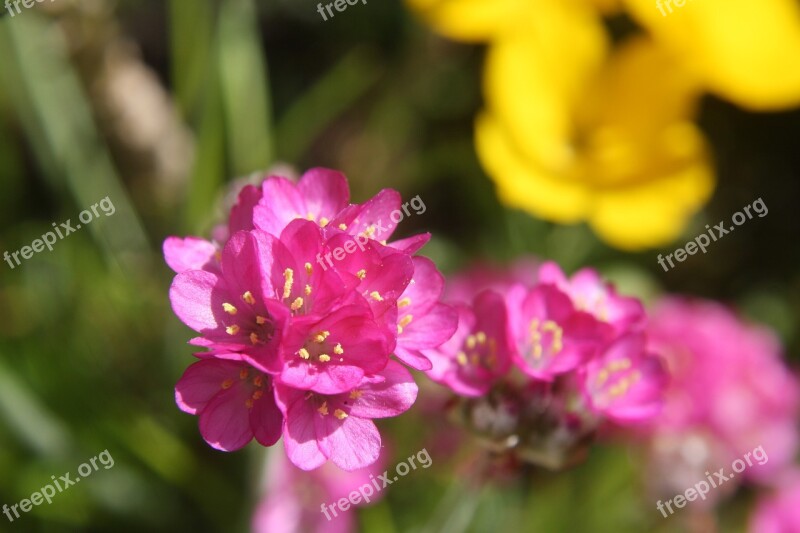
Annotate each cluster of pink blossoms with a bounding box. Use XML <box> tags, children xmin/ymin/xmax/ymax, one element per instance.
<box><xmin>423</xmin><ymin>260</ymin><xmax>668</xmax><ymax>466</ymax></box>
<box><xmin>163</xmin><ymin>168</ymin><xmax>457</xmax><ymax>471</ymax></box>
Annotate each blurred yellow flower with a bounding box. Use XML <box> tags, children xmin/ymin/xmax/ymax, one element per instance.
<box><xmin>407</xmin><ymin>0</ymin><xmax>800</xmax><ymax>249</ymax></box>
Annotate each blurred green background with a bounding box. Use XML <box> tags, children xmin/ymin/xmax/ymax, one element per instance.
<box><xmin>1</xmin><ymin>0</ymin><xmax>799</xmax><ymax>531</ymax></box>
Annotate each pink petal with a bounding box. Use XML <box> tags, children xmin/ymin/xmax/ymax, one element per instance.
<box><xmin>228</xmin><ymin>184</ymin><xmax>262</xmax><ymax>234</ymax></box>
<box><xmin>348</xmin><ymin>361</ymin><xmax>418</xmax><ymax>418</ymax></box>
<box><xmin>198</xmin><ymin>381</ymin><xmax>255</xmax><ymax>451</ymax></box>
<box><xmin>398</xmin><ymin>303</ymin><xmax>458</xmax><ymax>350</ymax></box>
<box><xmin>175</xmin><ymin>359</ymin><xmax>244</xmax><ymax>414</ymax></box>
<box><xmin>400</xmin><ymin>256</ymin><xmax>444</xmax><ymax>316</ymax></box>
<box><xmin>318</xmin><ymin>415</ymin><xmax>381</xmax><ymax>471</ymax></box>
<box><xmin>250</xmin><ymin>384</ymin><xmax>283</xmax><ymax>446</ymax></box>
<box><xmin>387</xmin><ymin>233</ymin><xmax>431</xmax><ymax>254</ymax></box>
<box><xmin>163</xmin><ymin>236</ymin><xmax>218</xmax><ymax>274</ymax></box>
<box><xmin>348</xmin><ymin>189</ymin><xmax>401</xmax><ymax>242</ymax></box>
<box><xmin>169</xmin><ymin>270</ymin><xmax>227</xmax><ymax>333</ymax></box>
<box><xmin>253</xmin><ymin>177</ymin><xmax>305</xmax><ymax>236</ymax></box>
<box><xmin>276</xmin><ymin>386</ymin><xmax>328</xmax><ymax>470</ymax></box>
<box><xmin>297</xmin><ymin>168</ymin><xmax>350</xmax><ymax>218</ymax></box>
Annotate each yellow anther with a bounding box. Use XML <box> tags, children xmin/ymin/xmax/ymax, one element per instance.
<box><xmin>240</xmin><ymin>368</ymin><xmax>249</xmax><ymax>379</ymax></box>
<box><xmin>298</xmin><ymin>348</ymin><xmax>310</xmax><ymax>360</ymax></box>
<box><xmin>318</xmin><ymin>354</ymin><xmax>331</xmax><ymax>363</ymax></box>
<box><xmin>363</xmin><ymin>226</ymin><xmax>376</xmax><ymax>238</ymax></box>
<box><xmin>250</xmin><ymin>332</ymin><xmax>260</xmax><ymax>345</ymax></box>
<box><xmin>476</xmin><ymin>332</ymin><xmax>487</xmax><ymax>344</ymax></box>
<box><xmin>397</xmin><ymin>324</ymin><xmax>403</xmax><ymax>334</ymax></box>
<box><xmin>349</xmin><ymin>390</ymin><xmax>363</xmax><ymax>399</ymax></box>
<box><xmin>221</xmin><ymin>379</ymin><xmax>234</xmax><ymax>389</ymax></box>
<box><xmin>256</xmin><ymin>315</ymin><xmax>268</xmax><ymax>325</ymax></box>
<box><xmin>290</xmin><ymin>297</ymin><xmax>304</xmax><ymax>311</ymax></box>
<box><xmin>318</xmin><ymin>401</ymin><xmax>329</xmax><ymax>416</ymax></box>
<box><xmin>245</xmin><ymin>399</ymin><xmax>254</xmax><ymax>409</ymax></box>
<box><xmin>333</xmin><ymin>343</ymin><xmax>344</xmax><ymax>355</ymax></box>
<box><xmin>226</xmin><ymin>325</ymin><xmax>240</xmax><ymax>335</ymax></box>
<box><xmin>338</xmin><ymin>223</ymin><xmax>347</xmax><ymax>230</ymax></box>
<box><xmin>222</xmin><ymin>303</ymin><xmax>238</xmax><ymax>315</ymax></box>
<box><xmin>465</xmin><ymin>335</ymin><xmax>477</xmax><ymax>349</ymax></box>
<box><xmin>320</xmin><ymin>217</ymin><xmax>329</xmax><ymax>227</ymax></box>
<box><xmin>399</xmin><ymin>315</ymin><xmax>413</xmax><ymax>328</ymax></box>
<box><xmin>398</xmin><ymin>297</ymin><xmax>411</xmax><ymax>308</ymax></box>
<box><xmin>306</xmin><ymin>212</ymin><xmax>315</xmax><ymax>220</ymax></box>
<box><xmin>356</xmin><ymin>269</ymin><xmax>367</xmax><ymax>280</ymax></box>
<box><xmin>334</xmin><ymin>409</ymin><xmax>348</xmax><ymax>420</ymax></box>
<box><xmin>252</xmin><ymin>390</ymin><xmax>264</xmax><ymax>400</ymax></box>
<box><xmin>313</xmin><ymin>331</ymin><xmax>330</xmax><ymax>343</ymax></box>
<box><xmin>305</xmin><ymin>284</ymin><xmax>312</xmax><ymax>296</ymax></box>
<box><xmin>253</xmin><ymin>375</ymin><xmax>264</xmax><ymax>387</ymax></box>
<box><xmin>457</xmin><ymin>352</ymin><xmax>468</xmax><ymax>366</ymax></box>
<box><xmin>283</xmin><ymin>268</ymin><xmax>294</xmax><ymax>299</ymax></box>
<box><xmin>370</xmin><ymin>291</ymin><xmax>384</xmax><ymax>302</ymax></box>
<box><xmin>305</xmin><ymin>262</ymin><xmax>313</xmax><ymax>275</ymax></box>
<box><xmin>242</xmin><ymin>291</ymin><xmax>256</xmax><ymax>305</ymax></box>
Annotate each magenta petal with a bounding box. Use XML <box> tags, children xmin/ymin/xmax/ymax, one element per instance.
<box><xmin>250</xmin><ymin>384</ymin><xmax>283</xmax><ymax>446</ymax></box>
<box><xmin>387</xmin><ymin>233</ymin><xmax>431</xmax><ymax>254</ymax></box>
<box><xmin>318</xmin><ymin>415</ymin><xmax>381</xmax><ymax>471</ymax></box>
<box><xmin>400</xmin><ymin>256</ymin><xmax>444</xmax><ymax>316</ymax></box>
<box><xmin>297</xmin><ymin>168</ymin><xmax>350</xmax><ymax>218</ymax></box>
<box><xmin>228</xmin><ymin>184</ymin><xmax>262</xmax><ymax>234</ymax></box>
<box><xmin>277</xmin><ymin>386</ymin><xmax>328</xmax><ymax>470</ymax></box>
<box><xmin>175</xmin><ymin>359</ymin><xmax>243</xmax><ymax>414</ymax></box>
<box><xmin>399</xmin><ymin>303</ymin><xmax>458</xmax><ymax>350</ymax></box>
<box><xmin>393</xmin><ymin>348</ymin><xmax>433</xmax><ymax>371</ymax></box>
<box><xmin>170</xmin><ymin>270</ymin><xmax>226</xmax><ymax>332</ymax></box>
<box><xmin>348</xmin><ymin>189</ymin><xmax>401</xmax><ymax>242</ymax></box>
<box><xmin>163</xmin><ymin>237</ymin><xmax>218</xmax><ymax>274</ymax></box>
<box><xmin>198</xmin><ymin>382</ymin><xmax>254</xmax><ymax>451</ymax></box>
<box><xmin>253</xmin><ymin>177</ymin><xmax>305</xmax><ymax>236</ymax></box>
<box><xmin>349</xmin><ymin>361</ymin><xmax>418</xmax><ymax>419</ymax></box>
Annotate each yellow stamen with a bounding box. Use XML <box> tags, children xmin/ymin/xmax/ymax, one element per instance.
<box><xmin>356</xmin><ymin>269</ymin><xmax>366</xmax><ymax>280</ymax></box>
<box><xmin>476</xmin><ymin>332</ymin><xmax>487</xmax><ymax>344</ymax></box>
<box><xmin>240</xmin><ymin>368</ymin><xmax>249</xmax><ymax>379</ymax></box>
<box><xmin>318</xmin><ymin>354</ymin><xmax>331</xmax><ymax>363</ymax></box>
<box><xmin>349</xmin><ymin>390</ymin><xmax>363</xmax><ymax>399</ymax></box>
<box><xmin>369</xmin><ymin>291</ymin><xmax>384</xmax><ymax>302</ymax></box>
<box><xmin>253</xmin><ymin>375</ymin><xmax>264</xmax><ymax>387</ymax></box>
<box><xmin>398</xmin><ymin>297</ymin><xmax>411</xmax><ymax>308</ymax></box>
<box><xmin>456</xmin><ymin>352</ymin><xmax>468</xmax><ymax>366</ymax></box>
<box><xmin>252</xmin><ymin>390</ymin><xmax>264</xmax><ymax>400</ymax></box>
<box><xmin>320</xmin><ymin>217</ymin><xmax>329</xmax><ymax>227</ymax></box>
<box><xmin>465</xmin><ymin>335</ymin><xmax>476</xmax><ymax>349</ymax></box>
<box><xmin>305</xmin><ymin>262</ymin><xmax>313</xmax><ymax>275</ymax></box>
<box><xmin>242</xmin><ymin>291</ymin><xmax>256</xmax><ymax>305</ymax></box>
<box><xmin>318</xmin><ymin>401</ymin><xmax>329</xmax><ymax>415</ymax></box>
<box><xmin>333</xmin><ymin>343</ymin><xmax>344</xmax><ymax>355</ymax></box>
<box><xmin>338</xmin><ymin>223</ymin><xmax>347</xmax><ymax>230</ymax></box>
<box><xmin>222</xmin><ymin>303</ymin><xmax>238</xmax><ymax>315</ymax></box>
<box><xmin>250</xmin><ymin>332</ymin><xmax>260</xmax><ymax>345</ymax></box>
<box><xmin>298</xmin><ymin>348</ymin><xmax>310</xmax><ymax>360</ymax></box>
<box><xmin>226</xmin><ymin>325</ymin><xmax>240</xmax><ymax>335</ymax></box>
<box><xmin>313</xmin><ymin>331</ymin><xmax>330</xmax><ymax>343</ymax></box>
<box><xmin>245</xmin><ymin>399</ymin><xmax>254</xmax><ymax>409</ymax></box>
<box><xmin>290</xmin><ymin>297</ymin><xmax>304</xmax><ymax>311</ymax></box>
<box><xmin>221</xmin><ymin>379</ymin><xmax>234</xmax><ymax>389</ymax></box>
<box><xmin>334</xmin><ymin>409</ymin><xmax>348</xmax><ymax>420</ymax></box>
<box><xmin>399</xmin><ymin>315</ymin><xmax>413</xmax><ymax>329</ymax></box>
<box><xmin>363</xmin><ymin>226</ymin><xmax>376</xmax><ymax>238</ymax></box>
<box><xmin>256</xmin><ymin>315</ymin><xmax>267</xmax><ymax>325</ymax></box>
<box><xmin>306</xmin><ymin>212</ymin><xmax>315</xmax><ymax>220</ymax></box>
<box><xmin>304</xmin><ymin>284</ymin><xmax>312</xmax><ymax>296</ymax></box>
<box><xmin>283</xmin><ymin>268</ymin><xmax>294</xmax><ymax>299</ymax></box>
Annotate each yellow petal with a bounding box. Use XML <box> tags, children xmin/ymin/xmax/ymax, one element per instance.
<box><xmin>624</xmin><ymin>0</ymin><xmax>800</xmax><ymax>110</ymax></box>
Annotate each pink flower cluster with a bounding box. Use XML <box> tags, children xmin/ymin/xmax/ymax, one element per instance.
<box><xmin>164</xmin><ymin>169</ymin><xmax>457</xmax><ymax>470</ymax></box>
<box><xmin>424</xmin><ymin>262</ymin><xmax>666</xmax><ymax>422</ymax></box>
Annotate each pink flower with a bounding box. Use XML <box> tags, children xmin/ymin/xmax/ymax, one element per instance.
<box><xmin>169</xmin><ymin>230</ymin><xmax>291</xmax><ymax>373</ymax></box>
<box><xmin>252</xmin><ymin>448</ymin><xmax>387</xmax><ymax>533</ymax></box>
<box><xmin>275</xmin><ymin>361</ymin><xmax>417</xmax><ymax>471</ymax></box>
<box><xmin>506</xmin><ymin>284</ymin><xmax>607</xmax><ymax>381</ymax></box>
<box><xmin>253</xmin><ymin>168</ymin><xmax>350</xmax><ymax>236</ymax></box>
<box><xmin>750</xmin><ymin>472</ymin><xmax>800</xmax><ymax>533</ymax></box>
<box><xmin>581</xmin><ymin>333</ymin><xmax>667</xmax><ymax>422</ymax></box>
<box><xmin>163</xmin><ymin>236</ymin><xmax>220</xmax><ymax>274</ymax></box>
<box><xmin>445</xmin><ymin>257</ymin><xmax>540</xmax><ymax>302</ymax></box>
<box><xmin>424</xmin><ymin>290</ymin><xmax>513</xmax><ymax>396</ymax></box>
<box><xmin>644</xmin><ymin>297</ymin><xmax>800</xmax><ymax>491</ymax></box>
<box><xmin>393</xmin><ymin>257</ymin><xmax>459</xmax><ymax>371</ymax></box>
<box><xmin>175</xmin><ymin>359</ymin><xmax>282</xmax><ymax>451</ymax></box>
<box><xmin>537</xmin><ymin>261</ymin><xmax>645</xmax><ymax>336</ymax></box>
